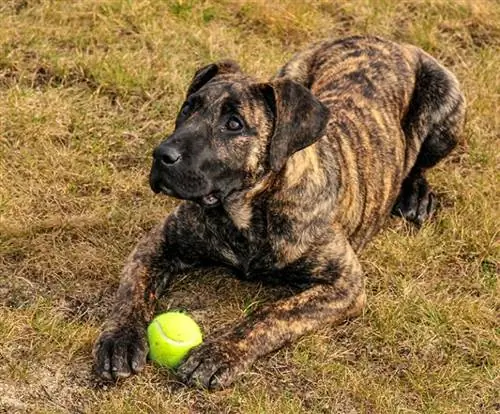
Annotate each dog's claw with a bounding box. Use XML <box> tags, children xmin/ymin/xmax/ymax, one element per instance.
<box><xmin>392</xmin><ymin>174</ymin><xmax>436</xmax><ymax>226</ymax></box>
<box><xmin>93</xmin><ymin>324</ymin><xmax>148</xmax><ymax>381</ymax></box>
<box><xmin>177</xmin><ymin>340</ymin><xmax>247</xmax><ymax>390</ymax></box>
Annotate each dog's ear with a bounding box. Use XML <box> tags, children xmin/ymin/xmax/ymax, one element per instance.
<box><xmin>187</xmin><ymin>60</ymin><xmax>241</xmax><ymax>97</ymax></box>
<box><xmin>258</xmin><ymin>79</ymin><xmax>329</xmax><ymax>172</ymax></box>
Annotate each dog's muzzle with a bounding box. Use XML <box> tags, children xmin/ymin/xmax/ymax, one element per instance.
<box><xmin>149</xmin><ymin>146</ymin><xmax>222</xmax><ymax>208</ymax></box>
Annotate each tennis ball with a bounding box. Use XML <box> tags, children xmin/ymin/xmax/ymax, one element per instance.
<box><xmin>147</xmin><ymin>311</ymin><xmax>203</xmax><ymax>369</ymax></box>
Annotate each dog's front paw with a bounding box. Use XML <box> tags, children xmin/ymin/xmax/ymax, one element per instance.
<box><xmin>93</xmin><ymin>322</ymin><xmax>148</xmax><ymax>381</ymax></box>
<box><xmin>177</xmin><ymin>339</ymin><xmax>249</xmax><ymax>390</ymax></box>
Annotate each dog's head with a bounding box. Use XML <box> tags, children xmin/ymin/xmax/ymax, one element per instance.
<box><xmin>150</xmin><ymin>60</ymin><xmax>329</xmax><ymax>208</ymax></box>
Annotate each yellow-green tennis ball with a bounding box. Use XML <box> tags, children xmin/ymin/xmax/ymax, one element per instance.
<box><xmin>147</xmin><ymin>311</ymin><xmax>203</xmax><ymax>369</ymax></box>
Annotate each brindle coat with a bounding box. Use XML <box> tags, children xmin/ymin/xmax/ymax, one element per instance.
<box><xmin>93</xmin><ymin>36</ymin><xmax>465</xmax><ymax>389</ymax></box>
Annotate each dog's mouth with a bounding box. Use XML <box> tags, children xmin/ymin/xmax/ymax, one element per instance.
<box><xmin>199</xmin><ymin>193</ymin><xmax>220</xmax><ymax>207</ymax></box>
<box><xmin>156</xmin><ymin>184</ymin><xmax>222</xmax><ymax>208</ymax></box>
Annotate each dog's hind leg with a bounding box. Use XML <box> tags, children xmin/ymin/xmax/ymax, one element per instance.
<box><xmin>392</xmin><ymin>51</ymin><xmax>465</xmax><ymax>226</ymax></box>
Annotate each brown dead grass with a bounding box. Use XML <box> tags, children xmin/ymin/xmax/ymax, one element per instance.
<box><xmin>0</xmin><ymin>0</ymin><xmax>499</xmax><ymax>413</ymax></box>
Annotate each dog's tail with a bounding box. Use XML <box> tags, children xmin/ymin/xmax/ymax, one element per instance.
<box><xmin>403</xmin><ymin>48</ymin><xmax>466</xmax><ymax>171</ymax></box>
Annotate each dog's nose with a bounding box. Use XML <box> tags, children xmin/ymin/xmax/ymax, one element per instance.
<box><xmin>154</xmin><ymin>145</ymin><xmax>181</xmax><ymax>166</ymax></box>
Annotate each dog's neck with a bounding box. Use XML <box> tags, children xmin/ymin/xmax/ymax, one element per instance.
<box><xmin>222</xmin><ymin>172</ymin><xmax>276</xmax><ymax>231</ymax></box>
<box><xmin>281</xmin><ymin>144</ymin><xmax>325</xmax><ymax>189</ymax></box>
<box><xmin>222</xmin><ymin>144</ymin><xmax>330</xmax><ymax>232</ymax></box>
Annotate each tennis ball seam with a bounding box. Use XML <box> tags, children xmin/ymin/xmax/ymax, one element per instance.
<box><xmin>153</xmin><ymin>319</ymin><xmax>200</xmax><ymax>347</ymax></box>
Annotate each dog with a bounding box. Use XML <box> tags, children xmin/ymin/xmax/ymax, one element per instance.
<box><xmin>93</xmin><ymin>35</ymin><xmax>465</xmax><ymax>389</ymax></box>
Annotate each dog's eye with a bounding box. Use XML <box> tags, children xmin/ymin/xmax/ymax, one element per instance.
<box><xmin>180</xmin><ymin>102</ymin><xmax>191</xmax><ymax>117</ymax></box>
<box><xmin>226</xmin><ymin>116</ymin><xmax>243</xmax><ymax>131</ymax></box>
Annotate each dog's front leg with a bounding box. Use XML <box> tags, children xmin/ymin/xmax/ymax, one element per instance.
<box><xmin>93</xmin><ymin>205</ymin><xmax>208</xmax><ymax>380</ymax></box>
<box><xmin>177</xmin><ymin>232</ymin><xmax>366</xmax><ymax>389</ymax></box>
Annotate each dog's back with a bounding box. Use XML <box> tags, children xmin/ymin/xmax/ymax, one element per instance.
<box><xmin>276</xmin><ymin>36</ymin><xmax>465</xmax><ymax>250</ymax></box>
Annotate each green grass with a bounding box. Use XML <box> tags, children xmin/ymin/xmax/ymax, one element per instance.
<box><xmin>1</xmin><ymin>0</ymin><xmax>499</xmax><ymax>412</ymax></box>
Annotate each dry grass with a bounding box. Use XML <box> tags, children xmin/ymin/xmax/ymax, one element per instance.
<box><xmin>0</xmin><ymin>0</ymin><xmax>499</xmax><ymax>412</ymax></box>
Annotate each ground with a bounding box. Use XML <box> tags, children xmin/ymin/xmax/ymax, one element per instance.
<box><xmin>0</xmin><ymin>0</ymin><xmax>498</xmax><ymax>413</ymax></box>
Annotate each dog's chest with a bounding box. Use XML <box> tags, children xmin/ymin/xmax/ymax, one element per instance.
<box><xmin>220</xmin><ymin>238</ymin><xmax>273</xmax><ymax>279</ymax></box>
<box><xmin>207</xmin><ymin>210</ymin><xmax>275</xmax><ymax>278</ymax></box>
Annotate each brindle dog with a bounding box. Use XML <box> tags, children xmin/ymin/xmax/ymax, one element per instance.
<box><xmin>93</xmin><ymin>36</ymin><xmax>465</xmax><ymax>389</ymax></box>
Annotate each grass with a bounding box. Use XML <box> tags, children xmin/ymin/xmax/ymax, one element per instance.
<box><xmin>0</xmin><ymin>0</ymin><xmax>498</xmax><ymax>412</ymax></box>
